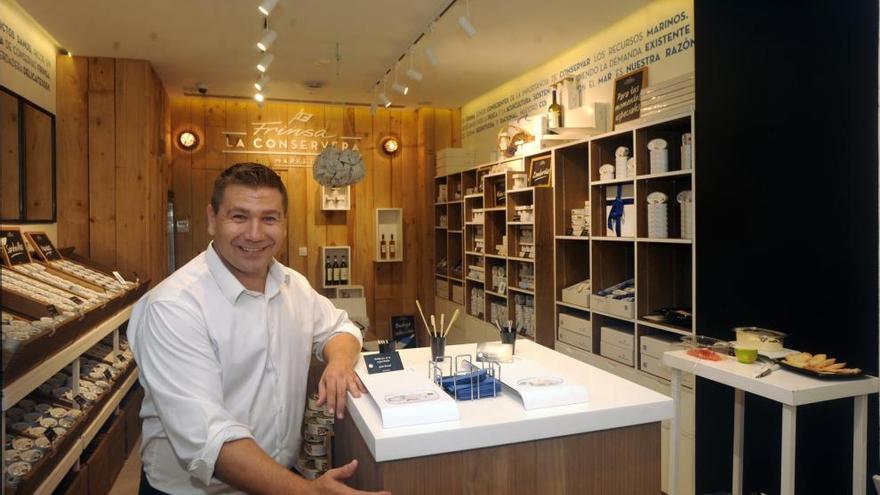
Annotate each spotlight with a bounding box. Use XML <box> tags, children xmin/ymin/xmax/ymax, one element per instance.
<box><xmin>254</xmin><ymin>74</ymin><xmax>270</xmax><ymax>91</ymax></box>
<box><xmin>424</xmin><ymin>46</ymin><xmax>438</xmax><ymax>66</ymax></box>
<box><xmin>369</xmin><ymin>100</ymin><xmax>377</xmax><ymax>116</ymax></box>
<box><xmin>257</xmin><ymin>53</ymin><xmax>274</xmax><ymax>72</ymax></box>
<box><xmin>258</xmin><ymin>0</ymin><xmax>278</xmax><ymax>16</ymax></box>
<box><xmin>392</xmin><ymin>82</ymin><xmax>408</xmax><ymax>95</ymax></box>
<box><xmin>379</xmin><ymin>93</ymin><xmax>391</xmax><ymax>108</ymax></box>
<box><xmin>255</xmin><ymin>92</ymin><xmax>265</xmax><ymax>103</ymax></box>
<box><xmin>257</xmin><ymin>30</ymin><xmax>277</xmax><ymax>51</ymax></box>
<box><xmin>457</xmin><ymin>16</ymin><xmax>477</xmax><ymax>37</ymax></box>
<box><xmin>406</xmin><ymin>67</ymin><xmax>423</xmax><ymax>82</ymax></box>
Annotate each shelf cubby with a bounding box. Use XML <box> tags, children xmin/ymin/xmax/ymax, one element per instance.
<box><xmin>592</xmin><ymin>182</ymin><xmax>635</xmax><ymax>238</ymax></box>
<box><xmin>484</xmin><ymin>172</ymin><xmax>509</xmax><ymax>208</ymax></box>
<box><xmin>591</xmin><ymin>241</ymin><xmax>634</xmax><ymax>297</ymax></box>
<box><xmin>636</xmin><ymin>242</ymin><xmax>692</xmax><ymax>333</ymax></box>
<box><xmin>589</xmin><ymin>130</ymin><xmax>635</xmax><ymax>182</ymax></box>
<box><xmin>555</xmin><ymin>238</ymin><xmax>589</xmax><ymax>303</ymax></box>
<box><xmin>634</xmin><ymin>115</ymin><xmax>692</xmax><ymax>176</ymax></box>
<box><xmin>635</xmin><ymin>175</ymin><xmax>692</xmax><ymax>240</ymax></box>
<box><xmin>554</xmin><ymin>142</ymin><xmax>590</xmax><ymax>237</ymax></box>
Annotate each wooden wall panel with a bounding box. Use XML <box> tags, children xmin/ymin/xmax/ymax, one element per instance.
<box><xmin>23</xmin><ymin>105</ymin><xmax>54</xmax><ymax>219</ymax></box>
<box><xmin>55</xmin><ymin>56</ymin><xmax>90</xmax><ymax>254</ymax></box>
<box><xmin>169</xmin><ymin>97</ymin><xmax>459</xmax><ymax>339</ymax></box>
<box><xmin>1</xmin><ymin>90</ymin><xmax>21</xmax><ymax>220</ymax></box>
<box><xmin>88</xmin><ymin>58</ymin><xmax>117</xmax><ymax>266</ymax></box>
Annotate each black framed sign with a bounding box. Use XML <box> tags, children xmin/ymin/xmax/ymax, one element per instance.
<box><xmin>390</xmin><ymin>315</ymin><xmax>417</xmax><ymax>348</ymax></box>
<box><xmin>1</xmin><ymin>229</ymin><xmax>31</xmax><ymax>265</ymax></box>
<box><xmin>612</xmin><ymin>67</ymin><xmax>648</xmax><ymax>128</ymax></box>
<box><xmin>528</xmin><ymin>155</ymin><xmax>552</xmax><ymax>187</ymax></box>
<box><xmin>25</xmin><ymin>231</ymin><xmax>62</xmax><ymax>261</ymax></box>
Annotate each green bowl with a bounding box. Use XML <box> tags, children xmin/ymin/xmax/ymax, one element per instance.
<box><xmin>734</xmin><ymin>346</ymin><xmax>758</xmax><ymax>364</ymax></box>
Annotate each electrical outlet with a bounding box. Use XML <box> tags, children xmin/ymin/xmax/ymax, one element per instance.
<box><xmin>298</xmin><ymin>246</ymin><xmax>308</xmax><ymax>256</ymax></box>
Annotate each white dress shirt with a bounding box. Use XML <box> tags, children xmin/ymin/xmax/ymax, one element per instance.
<box><xmin>128</xmin><ymin>244</ymin><xmax>362</xmax><ymax>494</ymax></box>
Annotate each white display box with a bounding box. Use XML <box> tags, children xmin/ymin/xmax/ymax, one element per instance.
<box><xmin>600</xmin><ymin>339</ymin><xmax>634</xmax><ymax>367</ymax></box>
<box><xmin>604</xmin><ymin>184</ymin><xmax>635</xmax><ymax>237</ymax></box>
<box><xmin>558</xmin><ymin>327</ymin><xmax>592</xmax><ymax>352</ymax></box>
<box><xmin>601</xmin><ymin>325</ymin><xmax>634</xmax><ymax>349</ymax></box>
<box><xmin>590</xmin><ymin>294</ymin><xmax>635</xmax><ymax>319</ymax></box>
<box><xmin>558</xmin><ymin>313</ymin><xmax>591</xmax><ymax>334</ymax></box>
<box><xmin>321</xmin><ymin>186</ymin><xmax>350</xmax><ymax>211</ymax></box>
<box><xmin>561</xmin><ymin>281</ymin><xmax>591</xmax><ymax>308</ymax></box>
<box><xmin>436</xmin><ymin>278</ymin><xmax>449</xmax><ymax>299</ymax></box>
<box><xmin>375</xmin><ymin>208</ymin><xmax>403</xmax><ymax>262</ymax></box>
<box><xmin>640</xmin><ymin>334</ymin><xmax>680</xmax><ymax>357</ymax></box>
<box><xmin>640</xmin><ymin>353</ymin><xmax>673</xmax><ymax>381</ymax></box>
<box><xmin>451</xmin><ymin>283</ymin><xmax>464</xmax><ymax>304</ymax></box>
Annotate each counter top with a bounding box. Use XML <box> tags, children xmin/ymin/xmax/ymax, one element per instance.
<box><xmin>347</xmin><ymin>339</ymin><xmax>672</xmax><ymax>461</ymax></box>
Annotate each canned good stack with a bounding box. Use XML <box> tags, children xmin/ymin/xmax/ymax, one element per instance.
<box><xmin>294</xmin><ymin>393</ymin><xmax>334</xmax><ymax>480</ymax></box>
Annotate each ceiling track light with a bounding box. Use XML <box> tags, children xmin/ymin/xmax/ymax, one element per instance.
<box><xmin>458</xmin><ymin>0</ymin><xmax>476</xmax><ymax>37</ymax></box>
<box><xmin>406</xmin><ymin>48</ymin><xmax>423</xmax><ymax>81</ymax></box>
<box><xmin>258</xmin><ymin>0</ymin><xmax>278</xmax><ymax>16</ymax></box>
<box><xmin>254</xmin><ymin>74</ymin><xmax>270</xmax><ymax>91</ymax></box>
<box><xmin>392</xmin><ymin>63</ymin><xmax>408</xmax><ymax>95</ymax></box>
<box><xmin>257</xmin><ymin>53</ymin><xmax>274</xmax><ymax>72</ymax></box>
<box><xmin>257</xmin><ymin>30</ymin><xmax>277</xmax><ymax>51</ymax></box>
<box><xmin>379</xmin><ymin>92</ymin><xmax>392</xmax><ymax>108</ymax></box>
<box><xmin>424</xmin><ymin>46</ymin><xmax>438</xmax><ymax>67</ymax></box>
<box><xmin>254</xmin><ymin>92</ymin><xmax>265</xmax><ymax>103</ymax></box>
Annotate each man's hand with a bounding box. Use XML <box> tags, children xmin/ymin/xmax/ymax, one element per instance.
<box><xmin>311</xmin><ymin>459</ymin><xmax>391</xmax><ymax>495</ymax></box>
<box><xmin>317</xmin><ymin>359</ymin><xmax>364</xmax><ymax>419</ymax></box>
<box><xmin>317</xmin><ymin>333</ymin><xmax>365</xmax><ymax>419</ymax></box>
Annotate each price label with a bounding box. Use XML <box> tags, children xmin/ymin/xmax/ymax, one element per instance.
<box><xmin>103</xmin><ymin>369</ymin><xmax>113</xmax><ymax>380</ymax></box>
<box><xmin>73</xmin><ymin>395</ymin><xmax>87</xmax><ymax>408</ymax></box>
<box><xmin>46</xmin><ymin>304</ymin><xmax>59</xmax><ymax>317</ymax></box>
<box><xmin>69</xmin><ymin>296</ymin><xmax>84</xmax><ymax>305</ymax></box>
<box><xmin>116</xmin><ymin>353</ymin><xmax>125</xmax><ymax>362</ymax></box>
<box><xmin>45</xmin><ymin>427</ymin><xmax>57</xmax><ymax>443</ymax></box>
<box><xmin>112</xmin><ymin>271</ymin><xmax>127</xmax><ymax>284</ymax></box>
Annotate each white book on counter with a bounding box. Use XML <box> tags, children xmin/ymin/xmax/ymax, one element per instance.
<box><xmin>498</xmin><ymin>358</ymin><xmax>589</xmax><ymax>410</ymax></box>
<box><xmin>356</xmin><ymin>366</ymin><xmax>460</xmax><ymax>428</ymax></box>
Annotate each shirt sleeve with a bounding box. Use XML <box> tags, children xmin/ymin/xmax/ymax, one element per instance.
<box><xmin>131</xmin><ymin>298</ymin><xmax>254</xmax><ymax>486</ymax></box>
<box><xmin>308</xmin><ymin>289</ymin><xmax>363</xmax><ymax>361</ymax></box>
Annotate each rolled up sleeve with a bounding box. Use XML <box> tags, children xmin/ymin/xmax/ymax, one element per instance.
<box><xmin>309</xmin><ymin>291</ymin><xmax>363</xmax><ymax>361</ymax></box>
<box><xmin>132</xmin><ymin>299</ymin><xmax>254</xmax><ymax>486</ymax></box>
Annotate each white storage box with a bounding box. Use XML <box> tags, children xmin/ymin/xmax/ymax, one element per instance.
<box><xmin>601</xmin><ymin>325</ymin><xmax>634</xmax><ymax>349</ymax></box>
<box><xmin>605</xmin><ymin>184</ymin><xmax>635</xmax><ymax>237</ymax></box>
<box><xmin>436</xmin><ymin>278</ymin><xmax>449</xmax><ymax>298</ymax></box>
<box><xmin>561</xmin><ymin>281</ymin><xmax>591</xmax><ymax>307</ymax></box>
<box><xmin>640</xmin><ymin>353</ymin><xmax>672</xmax><ymax>381</ymax></box>
<box><xmin>558</xmin><ymin>327</ymin><xmax>592</xmax><ymax>352</ymax></box>
<box><xmin>555</xmin><ymin>340</ymin><xmax>590</xmax><ymax>364</ymax></box>
<box><xmin>451</xmin><ymin>284</ymin><xmax>464</xmax><ymax>304</ymax></box>
<box><xmin>600</xmin><ymin>340</ymin><xmax>634</xmax><ymax>366</ymax></box>
<box><xmin>590</xmin><ymin>294</ymin><xmax>635</xmax><ymax>318</ymax></box>
<box><xmin>558</xmin><ymin>313</ymin><xmax>591</xmax><ymax>334</ymax></box>
<box><xmin>640</xmin><ymin>333</ymin><xmax>680</xmax><ymax>357</ymax></box>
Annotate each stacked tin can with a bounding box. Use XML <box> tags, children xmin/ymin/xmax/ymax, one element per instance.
<box><xmin>294</xmin><ymin>393</ymin><xmax>334</xmax><ymax>480</ymax></box>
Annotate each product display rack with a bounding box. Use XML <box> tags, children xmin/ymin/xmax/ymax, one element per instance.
<box><xmin>433</xmin><ymin>175</ymin><xmax>465</xmax><ymax>302</ymax></box>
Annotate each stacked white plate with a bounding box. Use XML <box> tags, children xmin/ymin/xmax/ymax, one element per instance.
<box><xmin>677</xmin><ymin>190</ymin><xmax>693</xmax><ymax>239</ymax></box>
<box><xmin>615</xmin><ymin>146</ymin><xmax>630</xmax><ymax>179</ymax></box>
<box><xmin>680</xmin><ymin>133</ymin><xmax>692</xmax><ymax>170</ymax></box>
<box><xmin>648</xmin><ymin>138</ymin><xmax>668</xmax><ymax>174</ymax></box>
<box><xmin>599</xmin><ymin>164</ymin><xmax>615</xmax><ymax>181</ymax></box>
<box><xmin>646</xmin><ymin>191</ymin><xmax>668</xmax><ymax>238</ymax></box>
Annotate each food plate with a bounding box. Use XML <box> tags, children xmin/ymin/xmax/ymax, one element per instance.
<box><xmin>778</xmin><ymin>360</ymin><xmax>865</xmax><ymax>380</ymax></box>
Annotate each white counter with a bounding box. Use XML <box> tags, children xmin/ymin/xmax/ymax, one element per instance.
<box><xmin>347</xmin><ymin>339</ymin><xmax>672</xmax><ymax>461</ymax></box>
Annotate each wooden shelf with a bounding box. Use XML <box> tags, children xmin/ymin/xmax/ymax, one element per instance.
<box><xmin>508</xmin><ymin>221</ymin><xmax>534</xmax><ymax>226</ymax></box>
<box><xmin>464</xmin><ymin>222</ymin><xmax>483</xmax><ymax>226</ymax></box>
<box><xmin>637</xmin><ymin>319</ymin><xmax>692</xmax><ymax>336</ymax></box>
<box><xmin>448</xmin><ymin>276</ymin><xmax>464</xmax><ymax>282</ymax></box>
<box><xmin>556</xmin><ymin>300</ymin><xmax>591</xmax><ymax>312</ymax></box>
<box><xmin>435</xmin><ymin>273</ymin><xmax>449</xmax><ymax>279</ymax></box>
<box><xmin>636</xmin><ymin>169</ymin><xmax>692</xmax><ymax>180</ymax></box>
<box><xmin>590</xmin><ymin>308</ymin><xmax>635</xmax><ymax>323</ymax></box>
<box><xmin>485</xmin><ymin>290</ymin><xmax>507</xmax><ymax>298</ymax></box>
<box><xmin>508</xmin><ymin>256</ymin><xmax>534</xmax><ymax>263</ymax></box>
<box><xmin>485</xmin><ymin>254</ymin><xmax>507</xmax><ymax>260</ymax></box>
<box><xmin>509</xmin><ymin>286</ymin><xmax>535</xmax><ymax>295</ymax></box>
<box><xmin>435</xmin><ymin>226</ymin><xmax>447</xmax><ymax>230</ymax></box>
<box><xmin>465</xmin><ymin>251</ymin><xmax>484</xmax><ymax>256</ymax></box>
<box><xmin>507</xmin><ymin>187</ymin><xmax>534</xmax><ymax>194</ymax></box>
<box><xmin>464</xmin><ymin>193</ymin><xmax>484</xmax><ymax>199</ymax></box>
<box><xmin>466</xmin><ymin>277</ymin><xmax>485</xmax><ymax>284</ymax></box>
<box><xmin>636</xmin><ymin>237</ymin><xmax>693</xmax><ymax>244</ymax></box>
<box><xmin>448</xmin><ymin>230</ymin><xmax>463</xmax><ymax>234</ymax></box>
<box><xmin>3</xmin><ymin>306</ymin><xmax>132</xmax><ymax>409</ymax></box>
<box><xmin>555</xmin><ymin>235</ymin><xmax>590</xmax><ymax>240</ymax></box>
<box><xmin>592</xmin><ymin>177</ymin><xmax>635</xmax><ymax>186</ymax></box>
<box><xmin>82</xmin><ymin>369</ymin><xmax>139</xmax><ymax>445</ymax></box>
<box><xmin>592</xmin><ymin>236</ymin><xmax>635</xmax><ymax>242</ymax></box>
<box><xmin>483</xmin><ymin>206</ymin><xmax>506</xmax><ymax>211</ymax></box>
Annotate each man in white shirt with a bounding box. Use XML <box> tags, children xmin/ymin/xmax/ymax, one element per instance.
<box><xmin>129</xmin><ymin>163</ymin><xmax>389</xmax><ymax>494</ymax></box>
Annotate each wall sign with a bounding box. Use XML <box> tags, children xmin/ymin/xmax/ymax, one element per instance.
<box><xmin>0</xmin><ymin>2</ymin><xmax>57</xmax><ymax>114</ymax></box>
<box><xmin>1</xmin><ymin>229</ymin><xmax>31</xmax><ymax>265</ymax></box>
<box><xmin>612</xmin><ymin>68</ymin><xmax>648</xmax><ymax>128</ymax></box>
<box><xmin>222</xmin><ymin>109</ymin><xmax>362</xmax><ymax>168</ymax></box>
<box><xmin>528</xmin><ymin>155</ymin><xmax>552</xmax><ymax>187</ymax></box>
<box><xmin>391</xmin><ymin>315</ymin><xmax>417</xmax><ymax>349</ymax></box>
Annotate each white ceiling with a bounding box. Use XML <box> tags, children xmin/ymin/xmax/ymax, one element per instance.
<box><xmin>17</xmin><ymin>0</ymin><xmax>648</xmax><ymax>107</ymax></box>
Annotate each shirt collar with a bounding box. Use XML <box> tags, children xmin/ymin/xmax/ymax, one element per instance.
<box><xmin>205</xmin><ymin>242</ymin><xmax>289</xmax><ymax>303</ymax></box>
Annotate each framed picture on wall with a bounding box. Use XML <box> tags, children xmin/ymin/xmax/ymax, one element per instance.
<box><xmin>528</xmin><ymin>155</ymin><xmax>552</xmax><ymax>187</ymax></box>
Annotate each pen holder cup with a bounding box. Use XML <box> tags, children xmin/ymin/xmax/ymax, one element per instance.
<box><xmin>500</xmin><ymin>331</ymin><xmax>517</xmax><ymax>354</ymax></box>
<box><xmin>430</xmin><ymin>336</ymin><xmax>446</xmax><ymax>362</ymax></box>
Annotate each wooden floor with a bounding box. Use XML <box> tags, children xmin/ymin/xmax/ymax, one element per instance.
<box><xmin>110</xmin><ymin>437</ymin><xmax>142</xmax><ymax>494</ymax></box>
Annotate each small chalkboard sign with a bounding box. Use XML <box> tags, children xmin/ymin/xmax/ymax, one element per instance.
<box><xmin>45</xmin><ymin>427</ymin><xmax>57</xmax><ymax>443</ymax></box>
<box><xmin>103</xmin><ymin>369</ymin><xmax>113</xmax><ymax>380</ymax></box>
<box><xmin>612</xmin><ymin>68</ymin><xmax>648</xmax><ymax>128</ymax></box>
<box><xmin>25</xmin><ymin>232</ymin><xmax>62</xmax><ymax>261</ymax></box>
<box><xmin>46</xmin><ymin>304</ymin><xmax>59</xmax><ymax>317</ymax></box>
<box><xmin>528</xmin><ymin>155</ymin><xmax>552</xmax><ymax>187</ymax></box>
<box><xmin>391</xmin><ymin>315</ymin><xmax>417</xmax><ymax>349</ymax></box>
<box><xmin>0</xmin><ymin>230</ymin><xmax>31</xmax><ymax>265</ymax></box>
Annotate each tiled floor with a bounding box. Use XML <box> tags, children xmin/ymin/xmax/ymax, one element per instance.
<box><xmin>110</xmin><ymin>437</ymin><xmax>141</xmax><ymax>494</ymax></box>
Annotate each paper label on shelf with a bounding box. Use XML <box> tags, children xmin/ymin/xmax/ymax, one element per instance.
<box><xmin>112</xmin><ymin>271</ymin><xmax>127</xmax><ymax>284</ymax></box>
<box><xmin>46</xmin><ymin>304</ymin><xmax>58</xmax><ymax>317</ymax></box>
<box><xmin>498</xmin><ymin>358</ymin><xmax>589</xmax><ymax>410</ymax></box>
<box><xmin>69</xmin><ymin>296</ymin><xmax>83</xmax><ymax>305</ymax></box>
<box><xmin>356</xmin><ymin>366</ymin><xmax>459</xmax><ymax>428</ymax></box>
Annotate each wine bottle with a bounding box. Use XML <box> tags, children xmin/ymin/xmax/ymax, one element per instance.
<box><xmin>325</xmin><ymin>256</ymin><xmax>332</xmax><ymax>285</ymax></box>
<box><xmin>340</xmin><ymin>256</ymin><xmax>348</xmax><ymax>285</ymax></box>
<box><xmin>380</xmin><ymin>234</ymin><xmax>387</xmax><ymax>259</ymax></box>
<box><xmin>389</xmin><ymin>234</ymin><xmax>397</xmax><ymax>259</ymax></box>
<box><xmin>331</xmin><ymin>256</ymin><xmax>340</xmax><ymax>285</ymax></box>
<box><xmin>547</xmin><ymin>88</ymin><xmax>562</xmax><ymax>129</ymax></box>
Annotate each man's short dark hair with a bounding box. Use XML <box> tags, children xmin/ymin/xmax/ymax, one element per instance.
<box><xmin>210</xmin><ymin>162</ymin><xmax>288</xmax><ymax>214</ymax></box>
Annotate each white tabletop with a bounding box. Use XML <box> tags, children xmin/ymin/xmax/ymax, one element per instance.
<box><xmin>663</xmin><ymin>350</ymin><xmax>879</xmax><ymax>406</ymax></box>
<box><xmin>347</xmin><ymin>339</ymin><xmax>672</xmax><ymax>462</ymax></box>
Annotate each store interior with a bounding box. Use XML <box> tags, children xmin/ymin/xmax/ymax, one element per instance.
<box><xmin>1</xmin><ymin>0</ymin><xmax>878</xmax><ymax>494</ymax></box>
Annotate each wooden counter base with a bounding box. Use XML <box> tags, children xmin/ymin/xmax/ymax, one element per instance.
<box><xmin>334</xmin><ymin>414</ymin><xmax>661</xmax><ymax>494</ymax></box>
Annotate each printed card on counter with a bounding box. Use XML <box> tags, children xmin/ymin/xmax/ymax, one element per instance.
<box><xmin>498</xmin><ymin>359</ymin><xmax>589</xmax><ymax>410</ymax></box>
<box><xmin>356</xmin><ymin>365</ymin><xmax>459</xmax><ymax>428</ymax></box>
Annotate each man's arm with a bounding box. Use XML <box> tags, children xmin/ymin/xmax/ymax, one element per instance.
<box><xmin>317</xmin><ymin>333</ymin><xmax>365</xmax><ymax>419</ymax></box>
<box><xmin>215</xmin><ymin>438</ymin><xmax>390</xmax><ymax>495</ymax></box>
